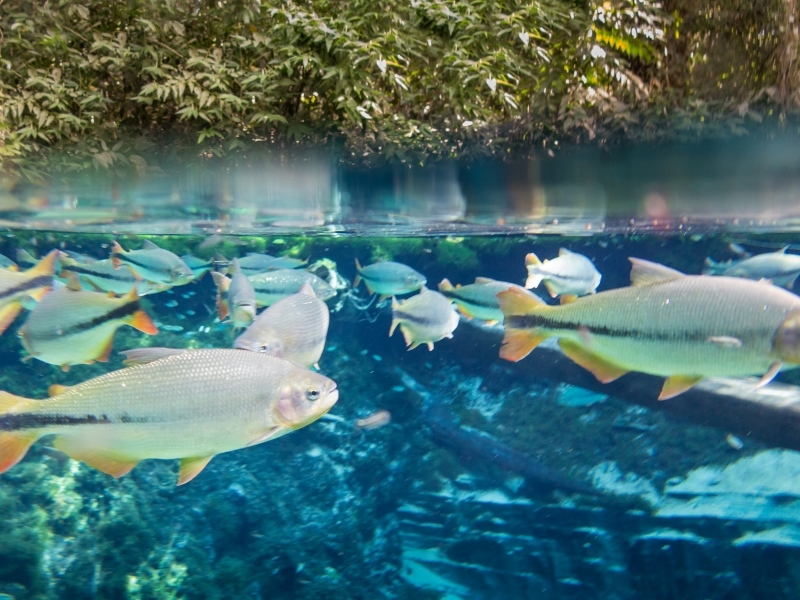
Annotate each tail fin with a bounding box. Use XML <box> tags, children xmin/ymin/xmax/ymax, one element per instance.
<box><xmin>496</xmin><ymin>287</ymin><xmax>548</xmax><ymax>361</ymax></box>
<box><xmin>0</xmin><ymin>391</ymin><xmax>38</xmax><ymax>473</ymax></box>
<box><xmin>211</xmin><ymin>271</ymin><xmax>231</xmax><ymax>293</ymax></box>
<box><xmin>525</xmin><ymin>252</ymin><xmax>542</xmax><ymax>267</ymax></box>
<box><xmin>438</xmin><ymin>278</ymin><xmax>454</xmax><ymax>293</ymax></box>
<box><xmin>353</xmin><ymin>259</ymin><xmax>363</xmax><ymax>289</ymax></box>
<box><xmin>524</xmin><ymin>253</ymin><xmax>544</xmax><ymax>289</ymax></box>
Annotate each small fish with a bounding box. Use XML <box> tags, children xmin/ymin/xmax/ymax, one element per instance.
<box><xmin>235</xmin><ymin>253</ymin><xmax>277</xmax><ymax>276</ymax></box>
<box><xmin>111</xmin><ymin>240</ymin><xmax>193</xmax><ymax>286</ymax></box>
<box><xmin>438</xmin><ymin>277</ymin><xmax>531</xmax><ymax>324</ymax></box>
<box><xmin>0</xmin><ymin>250</ymin><xmax>58</xmax><ymax>335</ymax></box>
<box><xmin>249</xmin><ymin>269</ymin><xmax>334</xmax><ymax>307</ymax></box>
<box><xmin>390</xmin><ymin>287</ymin><xmax>459</xmax><ymax>351</ymax></box>
<box><xmin>0</xmin><ymin>349</ymin><xmax>338</xmax><ymax>485</ymax></box>
<box><xmin>180</xmin><ymin>254</ymin><xmax>213</xmax><ymax>281</ymax></box>
<box><xmin>525</xmin><ymin>248</ymin><xmax>601</xmax><ymax>297</ymax></box>
<box><xmin>355</xmin><ymin>410</ymin><xmax>391</xmax><ymax>430</ymax></box>
<box><xmin>499</xmin><ymin>258</ymin><xmax>800</xmax><ymax>400</ymax></box>
<box><xmin>212</xmin><ymin>259</ymin><xmax>256</xmax><ymax>328</ymax></box>
<box><xmin>59</xmin><ymin>256</ymin><xmax>165</xmax><ymax>297</ymax></box>
<box><xmin>18</xmin><ymin>281</ymin><xmax>158</xmax><ymax>370</ymax></box>
<box><xmin>234</xmin><ymin>283</ymin><xmax>330</xmax><ymax>368</ymax></box>
<box><xmin>704</xmin><ymin>248</ymin><xmax>800</xmax><ymax>289</ymax></box>
<box><xmin>0</xmin><ymin>253</ymin><xmax>17</xmax><ymax>271</ymax></box>
<box><xmin>267</xmin><ymin>256</ymin><xmax>308</xmax><ymax>270</ymax></box>
<box><xmin>354</xmin><ymin>259</ymin><xmax>426</xmax><ymax>300</ymax></box>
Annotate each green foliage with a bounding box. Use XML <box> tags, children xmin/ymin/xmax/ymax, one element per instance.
<box><xmin>0</xmin><ymin>0</ymin><xmax>796</xmax><ymax>178</ymax></box>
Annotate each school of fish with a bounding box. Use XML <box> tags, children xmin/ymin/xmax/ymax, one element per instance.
<box><xmin>2</xmin><ymin>239</ymin><xmax>800</xmax><ymax>487</ymax></box>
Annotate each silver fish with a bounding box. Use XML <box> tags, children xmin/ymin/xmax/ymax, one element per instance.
<box><xmin>354</xmin><ymin>259</ymin><xmax>426</xmax><ymax>300</ymax></box>
<box><xmin>390</xmin><ymin>287</ymin><xmax>459</xmax><ymax>351</ymax></box>
<box><xmin>525</xmin><ymin>248</ymin><xmax>601</xmax><ymax>297</ymax></box>
<box><xmin>249</xmin><ymin>269</ymin><xmax>334</xmax><ymax>307</ymax></box>
<box><xmin>212</xmin><ymin>259</ymin><xmax>256</xmax><ymax>328</ymax></box>
<box><xmin>234</xmin><ymin>283</ymin><xmax>330</xmax><ymax>368</ymax></box>
<box><xmin>111</xmin><ymin>240</ymin><xmax>193</xmax><ymax>286</ymax></box>
<box><xmin>704</xmin><ymin>247</ymin><xmax>800</xmax><ymax>289</ymax></box>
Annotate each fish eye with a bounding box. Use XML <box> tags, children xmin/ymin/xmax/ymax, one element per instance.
<box><xmin>259</xmin><ymin>344</ymin><xmax>269</xmax><ymax>352</ymax></box>
<box><xmin>306</xmin><ymin>387</ymin><xmax>321</xmax><ymax>401</ymax></box>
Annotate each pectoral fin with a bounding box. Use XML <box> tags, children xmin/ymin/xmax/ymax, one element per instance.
<box><xmin>755</xmin><ymin>361</ymin><xmax>782</xmax><ymax>389</ymax></box>
<box><xmin>499</xmin><ymin>329</ymin><xmax>547</xmax><ymax>362</ymax></box>
<box><xmin>53</xmin><ymin>437</ymin><xmax>138</xmax><ymax>478</ymax></box>
<box><xmin>558</xmin><ymin>339</ymin><xmax>629</xmax><ymax>383</ymax></box>
<box><xmin>177</xmin><ymin>455</ymin><xmax>213</xmax><ymax>486</ymax></box>
<box><xmin>659</xmin><ymin>375</ymin><xmax>703</xmax><ymax>400</ymax></box>
<box><xmin>0</xmin><ymin>432</ymin><xmax>38</xmax><ymax>473</ymax></box>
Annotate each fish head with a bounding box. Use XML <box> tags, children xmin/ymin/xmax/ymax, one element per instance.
<box><xmin>774</xmin><ymin>309</ymin><xmax>800</xmax><ymax>364</ymax></box>
<box><xmin>273</xmin><ymin>370</ymin><xmax>338</xmax><ymax>430</ymax></box>
<box><xmin>170</xmin><ymin>264</ymin><xmax>195</xmax><ymax>285</ymax></box>
<box><xmin>405</xmin><ymin>273</ymin><xmax>426</xmax><ymax>290</ymax></box>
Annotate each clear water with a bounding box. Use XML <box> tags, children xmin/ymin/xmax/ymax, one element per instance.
<box><xmin>3</xmin><ymin>139</ymin><xmax>800</xmax><ymax>599</ymax></box>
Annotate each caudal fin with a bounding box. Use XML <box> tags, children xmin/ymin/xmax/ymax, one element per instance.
<box><xmin>0</xmin><ymin>391</ymin><xmax>38</xmax><ymax>473</ymax></box>
<box><xmin>497</xmin><ymin>287</ymin><xmax>548</xmax><ymax>362</ymax></box>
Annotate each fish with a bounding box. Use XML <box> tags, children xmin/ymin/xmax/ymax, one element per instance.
<box><xmin>111</xmin><ymin>240</ymin><xmax>193</xmax><ymax>286</ymax></box>
<box><xmin>235</xmin><ymin>253</ymin><xmax>277</xmax><ymax>276</ymax></box>
<box><xmin>180</xmin><ymin>254</ymin><xmax>213</xmax><ymax>281</ymax></box>
<box><xmin>266</xmin><ymin>256</ymin><xmax>308</xmax><ymax>270</ymax></box>
<box><xmin>524</xmin><ymin>248</ymin><xmax>601</xmax><ymax>297</ymax></box>
<box><xmin>18</xmin><ymin>280</ymin><xmax>158</xmax><ymax>370</ymax></box>
<box><xmin>0</xmin><ymin>250</ymin><xmax>58</xmax><ymax>334</ymax></box>
<box><xmin>0</xmin><ymin>253</ymin><xmax>17</xmax><ymax>271</ymax></box>
<box><xmin>58</xmin><ymin>255</ymin><xmax>166</xmax><ymax>296</ymax></box>
<box><xmin>0</xmin><ymin>349</ymin><xmax>339</xmax><ymax>485</ymax></box>
<box><xmin>211</xmin><ymin>259</ymin><xmax>256</xmax><ymax>328</ymax></box>
<box><xmin>249</xmin><ymin>269</ymin><xmax>335</xmax><ymax>307</ymax></box>
<box><xmin>234</xmin><ymin>283</ymin><xmax>330</xmax><ymax>368</ymax></box>
<box><xmin>120</xmin><ymin>347</ymin><xmax>188</xmax><ymax>366</ymax></box>
<box><xmin>438</xmin><ymin>277</ymin><xmax>532</xmax><ymax>324</ymax></box>
<box><xmin>704</xmin><ymin>247</ymin><xmax>800</xmax><ymax>288</ymax></box>
<box><xmin>355</xmin><ymin>410</ymin><xmax>391</xmax><ymax>430</ymax></box>
<box><xmin>498</xmin><ymin>257</ymin><xmax>800</xmax><ymax>400</ymax></box>
<box><xmin>390</xmin><ymin>287</ymin><xmax>459</xmax><ymax>351</ymax></box>
<box><xmin>353</xmin><ymin>259</ymin><xmax>426</xmax><ymax>300</ymax></box>
<box><xmin>62</xmin><ymin>250</ymin><xmax>98</xmax><ymax>264</ymax></box>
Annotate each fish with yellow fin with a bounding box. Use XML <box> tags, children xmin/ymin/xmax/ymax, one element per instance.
<box><xmin>0</xmin><ymin>250</ymin><xmax>58</xmax><ymax>335</ymax></box>
<box><xmin>498</xmin><ymin>258</ymin><xmax>800</xmax><ymax>400</ymax></box>
<box><xmin>438</xmin><ymin>277</ymin><xmax>531</xmax><ymax>324</ymax></box>
<box><xmin>18</xmin><ymin>277</ymin><xmax>158</xmax><ymax>370</ymax></box>
<box><xmin>390</xmin><ymin>287</ymin><xmax>459</xmax><ymax>351</ymax></box>
<box><xmin>0</xmin><ymin>349</ymin><xmax>338</xmax><ymax>485</ymax></box>
<box><xmin>211</xmin><ymin>258</ymin><xmax>257</xmax><ymax>329</ymax></box>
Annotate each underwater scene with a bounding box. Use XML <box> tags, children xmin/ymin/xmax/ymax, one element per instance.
<box><xmin>4</xmin><ymin>145</ymin><xmax>800</xmax><ymax>600</ymax></box>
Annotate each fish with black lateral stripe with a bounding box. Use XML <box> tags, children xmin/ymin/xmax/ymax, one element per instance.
<box><xmin>499</xmin><ymin>257</ymin><xmax>800</xmax><ymax>400</ymax></box>
<box><xmin>390</xmin><ymin>287</ymin><xmax>459</xmax><ymax>351</ymax></box>
<box><xmin>0</xmin><ymin>250</ymin><xmax>58</xmax><ymax>335</ymax></box>
<box><xmin>0</xmin><ymin>349</ymin><xmax>338</xmax><ymax>485</ymax></box>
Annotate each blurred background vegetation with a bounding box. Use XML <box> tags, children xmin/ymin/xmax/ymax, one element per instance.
<box><xmin>0</xmin><ymin>0</ymin><xmax>798</xmax><ymax>180</ymax></box>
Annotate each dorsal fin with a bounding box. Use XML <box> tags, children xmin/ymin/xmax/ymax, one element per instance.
<box><xmin>474</xmin><ymin>277</ymin><xmax>497</xmax><ymax>284</ymax></box>
<box><xmin>558</xmin><ymin>248</ymin><xmax>573</xmax><ymax>257</ymax></box>
<box><xmin>298</xmin><ymin>282</ymin><xmax>316</xmax><ymax>297</ymax></box>
<box><xmin>65</xmin><ymin>273</ymin><xmax>83</xmax><ymax>292</ymax></box>
<box><xmin>628</xmin><ymin>258</ymin><xmax>685</xmax><ymax>287</ymax></box>
<box><xmin>141</xmin><ymin>239</ymin><xmax>160</xmax><ymax>250</ymax></box>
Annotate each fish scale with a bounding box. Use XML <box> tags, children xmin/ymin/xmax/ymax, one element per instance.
<box><xmin>0</xmin><ymin>349</ymin><xmax>338</xmax><ymax>483</ymax></box>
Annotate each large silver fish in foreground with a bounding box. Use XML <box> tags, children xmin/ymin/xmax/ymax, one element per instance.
<box><xmin>0</xmin><ymin>350</ymin><xmax>338</xmax><ymax>485</ymax></box>
<box><xmin>499</xmin><ymin>258</ymin><xmax>800</xmax><ymax>400</ymax></box>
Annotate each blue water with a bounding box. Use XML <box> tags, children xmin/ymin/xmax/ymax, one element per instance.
<box><xmin>3</xmin><ymin>142</ymin><xmax>800</xmax><ymax>599</ymax></box>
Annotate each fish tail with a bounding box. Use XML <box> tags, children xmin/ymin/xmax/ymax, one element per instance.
<box><xmin>353</xmin><ymin>259</ymin><xmax>362</xmax><ymax>289</ymax></box>
<box><xmin>128</xmin><ymin>309</ymin><xmax>159</xmax><ymax>335</ymax></box>
<box><xmin>438</xmin><ymin>278</ymin><xmax>454</xmax><ymax>293</ymax></box>
<box><xmin>211</xmin><ymin>271</ymin><xmax>230</xmax><ymax>292</ymax></box>
<box><xmin>0</xmin><ymin>391</ymin><xmax>39</xmax><ymax>474</ymax></box>
<box><xmin>497</xmin><ymin>287</ymin><xmax>549</xmax><ymax>362</ymax></box>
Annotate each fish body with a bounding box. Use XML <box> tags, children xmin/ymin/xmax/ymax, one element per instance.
<box><xmin>0</xmin><ymin>250</ymin><xmax>58</xmax><ymax>334</ymax></box>
<box><xmin>249</xmin><ymin>269</ymin><xmax>334</xmax><ymax>307</ymax></box>
<box><xmin>18</xmin><ymin>284</ymin><xmax>158</xmax><ymax>369</ymax></box>
<box><xmin>354</xmin><ymin>260</ymin><xmax>426</xmax><ymax>300</ymax></box>
<box><xmin>59</xmin><ymin>256</ymin><xmax>165</xmax><ymax>296</ymax></box>
<box><xmin>180</xmin><ymin>255</ymin><xmax>212</xmax><ymax>281</ymax></box>
<box><xmin>390</xmin><ymin>288</ymin><xmax>459</xmax><ymax>351</ymax></box>
<box><xmin>499</xmin><ymin>258</ymin><xmax>800</xmax><ymax>399</ymax></box>
<box><xmin>704</xmin><ymin>248</ymin><xmax>800</xmax><ymax>288</ymax></box>
<box><xmin>267</xmin><ymin>256</ymin><xmax>308</xmax><ymax>270</ymax></box>
<box><xmin>0</xmin><ymin>349</ymin><xmax>338</xmax><ymax>484</ymax></box>
<box><xmin>212</xmin><ymin>259</ymin><xmax>256</xmax><ymax>328</ymax></box>
<box><xmin>525</xmin><ymin>248</ymin><xmax>601</xmax><ymax>297</ymax></box>
<box><xmin>236</xmin><ymin>253</ymin><xmax>277</xmax><ymax>276</ymax></box>
<box><xmin>234</xmin><ymin>283</ymin><xmax>330</xmax><ymax>368</ymax></box>
<box><xmin>438</xmin><ymin>277</ymin><xmax>531</xmax><ymax>323</ymax></box>
<box><xmin>111</xmin><ymin>240</ymin><xmax>193</xmax><ymax>286</ymax></box>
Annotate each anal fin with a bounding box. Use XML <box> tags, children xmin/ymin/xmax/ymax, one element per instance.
<box><xmin>177</xmin><ymin>455</ymin><xmax>213</xmax><ymax>486</ymax></box>
<box><xmin>0</xmin><ymin>302</ymin><xmax>22</xmax><ymax>335</ymax></box>
<box><xmin>500</xmin><ymin>329</ymin><xmax>548</xmax><ymax>362</ymax></box>
<box><xmin>0</xmin><ymin>432</ymin><xmax>38</xmax><ymax>473</ymax></box>
<box><xmin>53</xmin><ymin>437</ymin><xmax>138</xmax><ymax>478</ymax></box>
<box><xmin>659</xmin><ymin>375</ymin><xmax>703</xmax><ymax>400</ymax></box>
<box><xmin>558</xmin><ymin>339</ymin><xmax>629</xmax><ymax>383</ymax></box>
